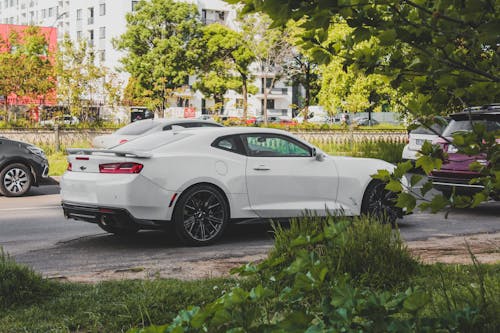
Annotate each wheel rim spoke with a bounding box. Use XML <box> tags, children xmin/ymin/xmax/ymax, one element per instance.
<box><xmin>182</xmin><ymin>190</ymin><xmax>225</xmax><ymax>241</ymax></box>
<box><xmin>4</xmin><ymin>168</ymin><xmax>28</xmax><ymax>193</ymax></box>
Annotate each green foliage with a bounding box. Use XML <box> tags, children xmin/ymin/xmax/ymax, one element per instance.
<box><xmin>55</xmin><ymin>36</ymin><xmax>121</xmax><ymax>118</ymax></box>
<box><xmin>269</xmin><ymin>215</ymin><xmax>418</xmax><ymax>289</ymax></box>
<box><xmin>194</xmin><ymin>23</ymin><xmax>255</xmax><ymax>116</ymax></box>
<box><xmin>0</xmin><ymin>248</ymin><xmax>55</xmax><ymax>309</ymax></box>
<box><xmin>313</xmin><ymin>140</ymin><xmax>405</xmax><ymax>164</ymax></box>
<box><xmin>114</xmin><ymin>0</ymin><xmax>203</xmax><ymax>112</ymax></box>
<box><xmin>0</xmin><ymin>276</ymin><xmax>241</xmax><ymax>333</ymax></box>
<box><xmin>130</xmin><ymin>215</ymin><xmax>498</xmax><ymax>332</ymax></box>
<box><xmin>0</xmin><ymin>26</ymin><xmax>55</xmax><ymax>112</ymax></box>
<box><xmin>233</xmin><ymin>0</ymin><xmax>499</xmax><ymax>113</ymax></box>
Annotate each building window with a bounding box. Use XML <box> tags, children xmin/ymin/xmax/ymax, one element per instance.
<box><xmin>131</xmin><ymin>1</ymin><xmax>138</xmax><ymax>11</ymax></box>
<box><xmin>88</xmin><ymin>7</ymin><xmax>94</xmax><ymax>24</ymax></box>
<box><xmin>99</xmin><ymin>3</ymin><xmax>105</xmax><ymax>16</ymax></box>
<box><xmin>235</xmin><ymin>98</ymin><xmax>244</xmax><ymax>109</ymax></box>
<box><xmin>48</xmin><ymin>7</ymin><xmax>54</xmax><ymax>17</ymax></box>
<box><xmin>76</xmin><ymin>30</ymin><xmax>82</xmax><ymax>40</ymax></box>
<box><xmin>41</xmin><ymin>9</ymin><xmax>46</xmax><ymax>18</ymax></box>
<box><xmin>88</xmin><ymin>30</ymin><xmax>94</xmax><ymax>47</ymax></box>
<box><xmin>99</xmin><ymin>50</ymin><xmax>105</xmax><ymax>62</ymax></box>
<box><xmin>76</xmin><ymin>8</ymin><xmax>82</xmax><ymax>20</ymax></box>
<box><xmin>99</xmin><ymin>26</ymin><xmax>105</xmax><ymax>39</ymax></box>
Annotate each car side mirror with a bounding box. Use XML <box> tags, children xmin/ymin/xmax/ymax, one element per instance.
<box><xmin>312</xmin><ymin>148</ymin><xmax>325</xmax><ymax>162</ymax></box>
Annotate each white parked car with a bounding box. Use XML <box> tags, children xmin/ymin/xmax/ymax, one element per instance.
<box><xmin>92</xmin><ymin>118</ymin><xmax>222</xmax><ymax>148</ymax></box>
<box><xmin>402</xmin><ymin>122</ymin><xmax>448</xmax><ymax>161</ymax></box>
<box><xmin>61</xmin><ymin>127</ymin><xmax>404</xmax><ymax>245</ymax></box>
<box><xmin>40</xmin><ymin>115</ymin><xmax>80</xmax><ymax>126</ymax></box>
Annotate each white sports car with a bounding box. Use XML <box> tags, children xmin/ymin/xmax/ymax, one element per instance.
<box><xmin>61</xmin><ymin>127</ymin><xmax>403</xmax><ymax>245</ymax></box>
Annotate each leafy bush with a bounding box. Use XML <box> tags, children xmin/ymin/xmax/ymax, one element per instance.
<box><xmin>313</xmin><ymin>140</ymin><xmax>405</xmax><ymax>164</ymax></box>
<box><xmin>129</xmin><ymin>216</ymin><xmax>492</xmax><ymax>333</ymax></box>
<box><xmin>270</xmin><ymin>214</ymin><xmax>419</xmax><ymax>289</ymax></box>
<box><xmin>0</xmin><ymin>249</ymin><xmax>55</xmax><ymax>309</ymax></box>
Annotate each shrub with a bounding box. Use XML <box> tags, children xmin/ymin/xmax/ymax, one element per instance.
<box><xmin>270</xmin><ymin>214</ymin><xmax>419</xmax><ymax>289</ymax></box>
<box><xmin>0</xmin><ymin>249</ymin><xmax>55</xmax><ymax>309</ymax></box>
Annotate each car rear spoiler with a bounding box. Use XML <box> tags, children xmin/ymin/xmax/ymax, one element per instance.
<box><xmin>66</xmin><ymin>148</ymin><xmax>152</xmax><ymax>158</ymax></box>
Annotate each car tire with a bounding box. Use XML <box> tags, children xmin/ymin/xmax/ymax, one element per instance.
<box><xmin>0</xmin><ymin>163</ymin><xmax>32</xmax><ymax>197</ymax></box>
<box><xmin>173</xmin><ymin>184</ymin><xmax>229</xmax><ymax>246</ymax></box>
<box><xmin>361</xmin><ymin>180</ymin><xmax>401</xmax><ymax>226</ymax></box>
<box><xmin>98</xmin><ymin>222</ymin><xmax>139</xmax><ymax>236</ymax></box>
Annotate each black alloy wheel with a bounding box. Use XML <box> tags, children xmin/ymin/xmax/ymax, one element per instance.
<box><xmin>361</xmin><ymin>180</ymin><xmax>401</xmax><ymax>226</ymax></box>
<box><xmin>0</xmin><ymin>163</ymin><xmax>32</xmax><ymax>197</ymax></box>
<box><xmin>174</xmin><ymin>184</ymin><xmax>229</xmax><ymax>246</ymax></box>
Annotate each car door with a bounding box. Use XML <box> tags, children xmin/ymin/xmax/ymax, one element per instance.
<box><xmin>243</xmin><ymin>133</ymin><xmax>340</xmax><ymax>218</ymax></box>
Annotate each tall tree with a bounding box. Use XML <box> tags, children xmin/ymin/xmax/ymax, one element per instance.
<box><xmin>114</xmin><ymin>0</ymin><xmax>202</xmax><ymax>115</ymax></box>
<box><xmin>232</xmin><ymin>0</ymin><xmax>499</xmax><ymax>115</ymax></box>
<box><xmin>239</xmin><ymin>13</ymin><xmax>294</xmax><ymax>124</ymax></box>
<box><xmin>0</xmin><ymin>26</ymin><xmax>55</xmax><ymax>120</ymax></box>
<box><xmin>56</xmin><ymin>36</ymin><xmax>119</xmax><ymax>120</ymax></box>
<box><xmin>194</xmin><ymin>23</ymin><xmax>255</xmax><ymax>117</ymax></box>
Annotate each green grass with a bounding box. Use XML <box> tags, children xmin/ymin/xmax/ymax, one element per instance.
<box><xmin>0</xmin><ymin>273</ymin><xmax>243</xmax><ymax>332</ymax></box>
<box><xmin>42</xmin><ymin>141</ymin><xmax>92</xmax><ymax>176</ymax></box>
<box><xmin>314</xmin><ymin>140</ymin><xmax>405</xmax><ymax>164</ymax></box>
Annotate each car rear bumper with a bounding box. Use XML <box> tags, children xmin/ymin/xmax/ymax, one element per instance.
<box><xmin>60</xmin><ymin>172</ymin><xmax>177</xmax><ymax>221</ymax></box>
<box><xmin>62</xmin><ymin>201</ymin><xmax>170</xmax><ymax>229</ymax></box>
<box><xmin>429</xmin><ymin>171</ymin><xmax>484</xmax><ymax>194</ymax></box>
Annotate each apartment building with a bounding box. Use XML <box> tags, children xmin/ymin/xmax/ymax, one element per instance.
<box><xmin>0</xmin><ymin>0</ymin><xmax>297</xmax><ymax>119</ymax></box>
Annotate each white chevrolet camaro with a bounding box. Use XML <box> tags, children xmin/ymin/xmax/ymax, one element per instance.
<box><xmin>61</xmin><ymin>127</ymin><xmax>403</xmax><ymax>245</ymax></box>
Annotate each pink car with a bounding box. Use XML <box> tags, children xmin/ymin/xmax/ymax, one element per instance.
<box><xmin>429</xmin><ymin>104</ymin><xmax>499</xmax><ymax>198</ymax></box>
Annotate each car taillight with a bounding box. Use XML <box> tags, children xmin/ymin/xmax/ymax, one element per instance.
<box><xmin>99</xmin><ymin>162</ymin><xmax>143</xmax><ymax>174</ymax></box>
<box><xmin>67</xmin><ymin>162</ymin><xmax>72</xmax><ymax>171</ymax></box>
<box><xmin>119</xmin><ymin>139</ymin><xmax>128</xmax><ymax>144</ymax></box>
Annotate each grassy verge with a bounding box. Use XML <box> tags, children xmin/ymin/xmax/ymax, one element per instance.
<box><xmin>1</xmin><ymin>215</ymin><xmax>499</xmax><ymax>332</ymax></box>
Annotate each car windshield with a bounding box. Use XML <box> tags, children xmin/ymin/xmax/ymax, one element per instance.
<box><xmin>114</xmin><ymin>120</ymin><xmax>159</xmax><ymax>135</ymax></box>
<box><xmin>442</xmin><ymin>118</ymin><xmax>500</xmax><ymax>137</ymax></box>
<box><xmin>411</xmin><ymin>123</ymin><xmax>446</xmax><ymax>135</ymax></box>
<box><xmin>115</xmin><ymin>131</ymin><xmax>191</xmax><ymax>151</ymax></box>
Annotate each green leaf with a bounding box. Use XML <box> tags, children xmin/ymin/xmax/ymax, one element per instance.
<box><xmin>410</xmin><ymin>174</ymin><xmax>423</xmax><ymax>187</ymax></box>
<box><xmin>385</xmin><ymin>179</ymin><xmax>403</xmax><ymax>193</ymax></box>
<box><xmin>396</xmin><ymin>192</ymin><xmax>416</xmax><ymax>212</ymax></box>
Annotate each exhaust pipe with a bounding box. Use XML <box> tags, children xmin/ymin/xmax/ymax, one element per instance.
<box><xmin>100</xmin><ymin>215</ymin><xmax>115</xmax><ymax>227</ymax></box>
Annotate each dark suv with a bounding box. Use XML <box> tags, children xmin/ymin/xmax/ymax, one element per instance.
<box><xmin>0</xmin><ymin>137</ymin><xmax>49</xmax><ymax>197</ymax></box>
<box><xmin>429</xmin><ymin>104</ymin><xmax>500</xmax><ymax>198</ymax></box>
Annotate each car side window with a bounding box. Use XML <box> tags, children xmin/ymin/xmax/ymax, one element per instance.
<box><xmin>242</xmin><ymin>134</ymin><xmax>311</xmax><ymax>157</ymax></box>
<box><xmin>212</xmin><ymin>135</ymin><xmax>245</xmax><ymax>155</ymax></box>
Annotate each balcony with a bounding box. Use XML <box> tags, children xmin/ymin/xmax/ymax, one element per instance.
<box><xmin>255</xmin><ymin>88</ymin><xmax>289</xmax><ymax>99</ymax></box>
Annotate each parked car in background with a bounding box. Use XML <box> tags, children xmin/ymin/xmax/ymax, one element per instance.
<box><xmin>92</xmin><ymin>118</ymin><xmax>223</xmax><ymax>148</ymax></box>
<box><xmin>429</xmin><ymin>104</ymin><xmax>500</xmax><ymax>198</ymax></box>
<box><xmin>353</xmin><ymin>117</ymin><xmax>379</xmax><ymax>126</ymax></box>
<box><xmin>61</xmin><ymin>127</ymin><xmax>404</xmax><ymax>245</ymax></box>
<box><xmin>0</xmin><ymin>136</ymin><xmax>49</xmax><ymax>197</ymax></box>
<box><xmin>40</xmin><ymin>115</ymin><xmax>79</xmax><ymax>127</ymax></box>
<box><xmin>402</xmin><ymin>120</ymin><xmax>449</xmax><ymax>162</ymax></box>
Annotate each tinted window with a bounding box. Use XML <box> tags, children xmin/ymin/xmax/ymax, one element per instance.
<box><xmin>212</xmin><ymin>135</ymin><xmax>244</xmax><ymax>155</ymax></box>
<box><xmin>243</xmin><ymin>134</ymin><xmax>311</xmax><ymax>157</ymax></box>
<box><xmin>115</xmin><ymin>120</ymin><xmax>157</xmax><ymax>135</ymax></box>
<box><xmin>411</xmin><ymin>124</ymin><xmax>446</xmax><ymax>135</ymax></box>
<box><xmin>442</xmin><ymin>119</ymin><xmax>500</xmax><ymax>137</ymax></box>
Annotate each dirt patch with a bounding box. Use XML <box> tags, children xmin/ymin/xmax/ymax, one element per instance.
<box><xmin>407</xmin><ymin>232</ymin><xmax>500</xmax><ymax>264</ymax></box>
<box><xmin>52</xmin><ymin>233</ymin><xmax>499</xmax><ymax>283</ymax></box>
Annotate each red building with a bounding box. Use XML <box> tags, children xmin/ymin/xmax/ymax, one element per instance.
<box><xmin>0</xmin><ymin>24</ymin><xmax>58</xmax><ymax>120</ymax></box>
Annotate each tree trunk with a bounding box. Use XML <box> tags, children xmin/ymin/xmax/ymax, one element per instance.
<box><xmin>303</xmin><ymin>63</ymin><xmax>311</xmax><ymax>123</ymax></box>
<box><xmin>242</xmin><ymin>75</ymin><xmax>248</xmax><ymax>119</ymax></box>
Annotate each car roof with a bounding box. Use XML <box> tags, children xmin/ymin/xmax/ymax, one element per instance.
<box><xmin>451</xmin><ymin>104</ymin><xmax>500</xmax><ymax>119</ymax></box>
<box><xmin>145</xmin><ymin>118</ymin><xmax>220</xmax><ymax>124</ymax></box>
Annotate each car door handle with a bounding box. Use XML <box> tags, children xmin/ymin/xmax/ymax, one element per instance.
<box><xmin>253</xmin><ymin>165</ymin><xmax>270</xmax><ymax>171</ymax></box>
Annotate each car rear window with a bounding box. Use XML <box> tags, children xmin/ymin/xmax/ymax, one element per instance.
<box><xmin>115</xmin><ymin>120</ymin><xmax>158</xmax><ymax>135</ymax></box>
<box><xmin>116</xmin><ymin>131</ymin><xmax>190</xmax><ymax>151</ymax></box>
<box><xmin>442</xmin><ymin>118</ymin><xmax>500</xmax><ymax>137</ymax></box>
<box><xmin>411</xmin><ymin>124</ymin><xmax>446</xmax><ymax>135</ymax></box>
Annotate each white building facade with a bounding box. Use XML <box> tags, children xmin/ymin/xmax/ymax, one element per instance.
<box><xmin>0</xmin><ymin>0</ymin><xmax>299</xmax><ymax>119</ymax></box>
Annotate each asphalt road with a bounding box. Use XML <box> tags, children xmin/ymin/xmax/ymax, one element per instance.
<box><xmin>1</xmin><ymin>184</ymin><xmax>499</xmax><ymax>278</ymax></box>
